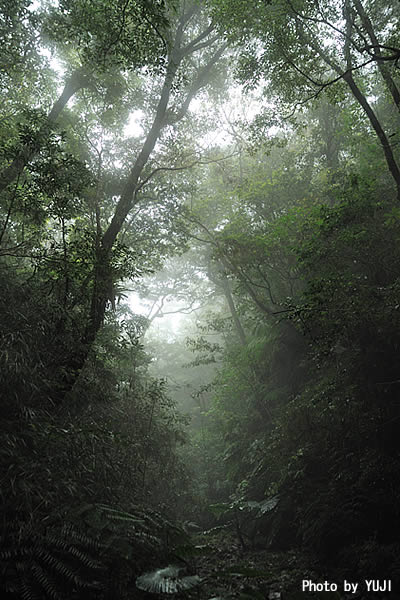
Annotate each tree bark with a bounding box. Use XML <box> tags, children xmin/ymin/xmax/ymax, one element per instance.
<box><xmin>304</xmin><ymin>26</ymin><xmax>400</xmax><ymax>200</ymax></box>
<box><xmin>67</xmin><ymin>10</ymin><xmax>226</xmax><ymax>391</ymax></box>
<box><xmin>353</xmin><ymin>0</ymin><xmax>400</xmax><ymax>111</ymax></box>
<box><xmin>83</xmin><ymin>26</ymin><xmax>187</xmax><ymax>351</ymax></box>
<box><xmin>208</xmin><ymin>260</ymin><xmax>247</xmax><ymax>345</ymax></box>
<box><xmin>343</xmin><ymin>70</ymin><xmax>400</xmax><ymax>199</ymax></box>
<box><xmin>220</xmin><ymin>274</ymin><xmax>247</xmax><ymax>346</ymax></box>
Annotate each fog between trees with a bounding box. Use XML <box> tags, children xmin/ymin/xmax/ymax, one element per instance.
<box><xmin>1</xmin><ymin>0</ymin><xmax>400</xmax><ymax>598</ymax></box>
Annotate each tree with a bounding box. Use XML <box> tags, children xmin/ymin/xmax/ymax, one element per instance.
<box><xmin>77</xmin><ymin>2</ymin><xmax>228</xmax><ymax>392</ymax></box>
<box><xmin>212</xmin><ymin>0</ymin><xmax>400</xmax><ymax>198</ymax></box>
<box><xmin>0</xmin><ymin>1</ymin><xmax>229</xmax><ymax>397</ymax></box>
<box><xmin>0</xmin><ymin>0</ymin><xmax>170</xmax><ymax>193</ymax></box>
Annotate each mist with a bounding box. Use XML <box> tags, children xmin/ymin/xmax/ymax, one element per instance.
<box><xmin>1</xmin><ymin>0</ymin><xmax>400</xmax><ymax>598</ymax></box>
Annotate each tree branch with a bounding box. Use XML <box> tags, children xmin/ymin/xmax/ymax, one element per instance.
<box><xmin>181</xmin><ymin>22</ymin><xmax>216</xmax><ymax>55</ymax></box>
<box><xmin>0</xmin><ymin>70</ymin><xmax>89</xmax><ymax>195</ymax></box>
<box><xmin>353</xmin><ymin>0</ymin><xmax>400</xmax><ymax>109</ymax></box>
<box><xmin>166</xmin><ymin>42</ymin><xmax>228</xmax><ymax>124</ymax></box>
<box><xmin>136</xmin><ymin>151</ymin><xmax>237</xmax><ymax>193</ymax></box>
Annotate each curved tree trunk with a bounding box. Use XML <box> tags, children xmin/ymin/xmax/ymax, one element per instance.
<box><xmin>353</xmin><ymin>0</ymin><xmax>400</xmax><ymax>111</ymax></box>
<box><xmin>62</xmin><ymin>11</ymin><xmax>227</xmax><ymax>396</ymax></box>
<box><xmin>304</xmin><ymin>24</ymin><xmax>400</xmax><ymax>201</ymax></box>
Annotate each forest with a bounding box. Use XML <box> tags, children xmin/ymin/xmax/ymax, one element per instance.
<box><xmin>1</xmin><ymin>0</ymin><xmax>400</xmax><ymax>598</ymax></box>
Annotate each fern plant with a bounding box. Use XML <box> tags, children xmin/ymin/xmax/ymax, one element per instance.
<box><xmin>0</xmin><ymin>519</ymin><xmax>105</xmax><ymax>599</ymax></box>
<box><xmin>76</xmin><ymin>502</ymin><xmax>188</xmax><ymax>558</ymax></box>
<box><xmin>75</xmin><ymin>503</ymin><xmax>191</xmax><ymax>598</ymax></box>
<box><xmin>1</xmin><ymin>503</ymin><xmax>192</xmax><ymax>599</ymax></box>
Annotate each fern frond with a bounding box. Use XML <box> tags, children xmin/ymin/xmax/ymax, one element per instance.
<box><xmin>59</xmin><ymin>524</ymin><xmax>103</xmax><ymax>552</ymax></box>
<box><xmin>32</xmin><ymin>563</ymin><xmax>65</xmax><ymax>600</ymax></box>
<box><xmin>1</xmin><ymin>519</ymin><xmax>105</xmax><ymax>599</ymax></box>
<box><xmin>65</xmin><ymin>545</ymin><xmax>104</xmax><ymax>570</ymax></box>
<box><xmin>20</xmin><ymin>579</ymin><xmax>41</xmax><ymax>600</ymax></box>
<box><xmin>36</xmin><ymin>547</ymin><xmax>94</xmax><ymax>587</ymax></box>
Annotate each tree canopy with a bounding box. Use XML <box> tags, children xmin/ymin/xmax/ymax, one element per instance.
<box><xmin>1</xmin><ymin>0</ymin><xmax>400</xmax><ymax>599</ymax></box>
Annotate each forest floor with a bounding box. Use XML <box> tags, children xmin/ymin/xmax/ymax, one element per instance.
<box><xmin>179</xmin><ymin>530</ymin><xmax>325</xmax><ymax>600</ymax></box>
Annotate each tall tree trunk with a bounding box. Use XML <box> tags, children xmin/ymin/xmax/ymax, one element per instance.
<box><xmin>63</xmin><ymin>11</ymin><xmax>226</xmax><ymax>394</ymax></box>
<box><xmin>208</xmin><ymin>260</ymin><xmax>247</xmax><ymax>345</ymax></box>
<box><xmin>353</xmin><ymin>0</ymin><xmax>400</xmax><ymax>111</ymax></box>
<box><xmin>221</xmin><ymin>275</ymin><xmax>247</xmax><ymax>346</ymax></box>
<box><xmin>82</xmin><ymin>37</ymin><xmax>186</xmax><ymax>353</ymax></box>
<box><xmin>343</xmin><ymin>70</ymin><xmax>400</xmax><ymax>199</ymax></box>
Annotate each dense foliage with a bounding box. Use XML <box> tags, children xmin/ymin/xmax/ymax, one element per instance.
<box><xmin>1</xmin><ymin>0</ymin><xmax>400</xmax><ymax>598</ymax></box>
